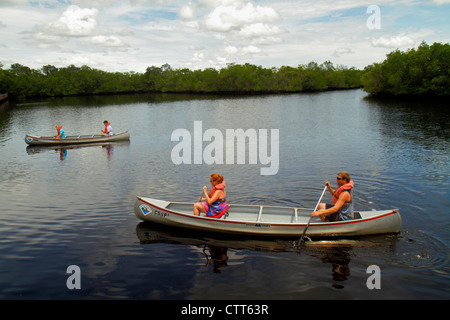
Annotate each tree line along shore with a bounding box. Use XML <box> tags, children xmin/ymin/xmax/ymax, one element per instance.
<box><xmin>1</xmin><ymin>42</ymin><xmax>448</xmax><ymax>100</ymax></box>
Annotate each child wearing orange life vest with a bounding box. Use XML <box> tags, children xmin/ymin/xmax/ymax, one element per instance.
<box><xmin>53</xmin><ymin>125</ymin><xmax>66</xmax><ymax>139</ymax></box>
<box><xmin>101</xmin><ymin>120</ymin><xmax>113</xmax><ymax>136</ymax></box>
<box><xmin>193</xmin><ymin>174</ymin><xmax>229</xmax><ymax>218</ymax></box>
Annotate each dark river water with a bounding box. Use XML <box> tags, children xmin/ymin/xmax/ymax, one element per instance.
<box><xmin>0</xmin><ymin>89</ymin><xmax>448</xmax><ymax>303</ymax></box>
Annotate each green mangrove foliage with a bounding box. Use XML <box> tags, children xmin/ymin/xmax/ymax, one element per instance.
<box><xmin>2</xmin><ymin>42</ymin><xmax>448</xmax><ymax>99</ymax></box>
<box><xmin>0</xmin><ymin>61</ymin><xmax>362</xmax><ymax>99</ymax></box>
<box><xmin>362</xmin><ymin>42</ymin><xmax>450</xmax><ymax>97</ymax></box>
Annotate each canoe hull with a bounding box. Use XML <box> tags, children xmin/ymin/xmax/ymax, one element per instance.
<box><xmin>134</xmin><ymin>196</ymin><xmax>402</xmax><ymax>238</ymax></box>
<box><xmin>25</xmin><ymin>131</ymin><xmax>130</xmax><ymax>145</ymax></box>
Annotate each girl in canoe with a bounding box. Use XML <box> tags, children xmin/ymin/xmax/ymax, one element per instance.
<box><xmin>193</xmin><ymin>174</ymin><xmax>229</xmax><ymax>217</ymax></box>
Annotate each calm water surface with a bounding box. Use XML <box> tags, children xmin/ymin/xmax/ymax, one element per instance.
<box><xmin>0</xmin><ymin>90</ymin><xmax>448</xmax><ymax>300</ymax></box>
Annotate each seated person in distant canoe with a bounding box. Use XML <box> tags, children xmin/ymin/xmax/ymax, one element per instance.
<box><xmin>193</xmin><ymin>174</ymin><xmax>229</xmax><ymax>217</ymax></box>
<box><xmin>311</xmin><ymin>172</ymin><xmax>354</xmax><ymax>222</ymax></box>
<box><xmin>101</xmin><ymin>120</ymin><xmax>113</xmax><ymax>136</ymax></box>
<box><xmin>53</xmin><ymin>125</ymin><xmax>66</xmax><ymax>139</ymax></box>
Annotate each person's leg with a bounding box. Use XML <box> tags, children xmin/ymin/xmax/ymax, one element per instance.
<box><xmin>193</xmin><ymin>202</ymin><xmax>207</xmax><ymax>216</ymax></box>
<box><xmin>317</xmin><ymin>203</ymin><xmax>332</xmax><ymax>222</ymax></box>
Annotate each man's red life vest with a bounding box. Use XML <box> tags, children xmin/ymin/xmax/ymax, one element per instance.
<box><xmin>332</xmin><ymin>181</ymin><xmax>354</xmax><ymax>204</ymax></box>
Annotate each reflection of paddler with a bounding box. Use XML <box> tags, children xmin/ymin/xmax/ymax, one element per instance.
<box><xmin>53</xmin><ymin>125</ymin><xmax>65</xmax><ymax>139</ymax></box>
<box><xmin>207</xmin><ymin>246</ymin><xmax>228</xmax><ymax>273</ymax></box>
<box><xmin>58</xmin><ymin>148</ymin><xmax>67</xmax><ymax>160</ymax></box>
<box><xmin>318</xmin><ymin>247</ymin><xmax>351</xmax><ymax>288</ymax></box>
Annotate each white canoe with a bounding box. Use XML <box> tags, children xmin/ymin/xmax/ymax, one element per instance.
<box><xmin>25</xmin><ymin>131</ymin><xmax>130</xmax><ymax>145</ymax></box>
<box><xmin>134</xmin><ymin>196</ymin><xmax>402</xmax><ymax>238</ymax></box>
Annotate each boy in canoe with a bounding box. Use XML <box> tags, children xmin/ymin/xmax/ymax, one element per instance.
<box><xmin>53</xmin><ymin>125</ymin><xmax>65</xmax><ymax>139</ymax></box>
<box><xmin>312</xmin><ymin>172</ymin><xmax>354</xmax><ymax>222</ymax></box>
<box><xmin>101</xmin><ymin>120</ymin><xmax>114</xmax><ymax>136</ymax></box>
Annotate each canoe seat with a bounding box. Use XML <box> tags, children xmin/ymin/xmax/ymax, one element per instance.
<box><xmin>207</xmin><ymin>205</ymin><xmax>230</xmax><ymax>219</ymax></box>
<box><xmin>353</xmin><ymin>211</ymin><xmax>361</xmax><ymax>219</ymax></box>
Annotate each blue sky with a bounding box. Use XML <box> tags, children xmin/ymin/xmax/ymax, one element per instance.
<box><xmin>1</xmin><ymin>0</ymin><xmax>449</xmax><ymax>72</ymax></box>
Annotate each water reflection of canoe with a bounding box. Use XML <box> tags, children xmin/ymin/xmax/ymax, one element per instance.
<box><xmin>136</xmin><ymin>222</ymin><xmax>292</xmax><ymax>252</ymax></box>
<box><xmin>134</xmin><ymin>197</ymin><xmax>402</xmax><ymax>238</ymax></box>
<box><xmin>24</xmin><ymin>131</ymin><xmax>130</xmax><ymax>145</ymax></box>
<box><xmin>136</xmin><ymin>222</ymin><xmax>399</xmax><ymax>252</ymax></box>
<box><xmin>25</xmin><ymin>140</ymin><xmax>130</xmax><ymax>154</ymax></box>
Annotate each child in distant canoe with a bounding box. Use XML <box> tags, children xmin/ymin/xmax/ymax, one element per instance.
<box><xmin>53</xmin><ymin>125</ymin><xmax>66</xmax><ymax>139</ymax></box>
<box><xmin>101</xmin><ymin>120</ymin><xmax>113</xmax><ymax>136</ymax></box>
<box><xmin>193</xmin><ymin>174</ymin><xmax>229</xmax><ymax>218</ymax></box>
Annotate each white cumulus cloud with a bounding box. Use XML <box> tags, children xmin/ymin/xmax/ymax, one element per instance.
<box><xmin>89</xmin><ymin>35</ymin><xmax>127</xmax><ymax>48</ymax></box>
<box><xmin>204</xmin><ymin>2</ymin><xmax>280</xmax><ymax>32</ymax></box>
<box><xmin>242</xmin><ymin>45</ymin><xmax>260</xmax><ymax>54</ymax></box>
<box><xmin>179</xmin><ymin>3</ymin><xmax>196</xmax><ymax>20</ymax></box>
<box><xmin>238</xmin><ymin>23</ymin><xmax>282</xmax><ymax>38</ymax></box>
<box><xmin>41</xmin><ymin>5</ymin><xmax>99</xmax><ymax>37</ymax></box>
<box><xmin>333</xmin><ymin>47</ymin><xmax>355</xmax><ymax>58</ymax></box>
<box><xmin>370</xmin><ymin>35</ymin><xmax>415</xmax><ymax>48</ymax></box>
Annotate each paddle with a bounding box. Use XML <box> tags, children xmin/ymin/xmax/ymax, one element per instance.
<box><xmin>297</xmin><ymin>185</ymin><xmax>328</xmax><ymax>247</ymax></box>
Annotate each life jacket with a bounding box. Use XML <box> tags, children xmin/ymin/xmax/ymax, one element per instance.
<box><xmin>332</xmin><ymin>180</ymin><xmax>354</xmax><ymax>204</ymax></box>
<box><xmin>208</xmin><ymin>181</ymin><xmax>226</xmax><ymax>197</ymax></box>
<box><xmin>332</xmin><ymin>181</ymin><xmax>354</xmax><ymax>220</ymax></box>
<box><xmin>103</xmin><ymin>122</ymin><xmax>111</xmax><ymax>133</ymax></box>
<box><xmin>56</xmin><ymin>125</ymin><xmax>64</xmax><ymax>139</ymax></box>
<box><xmin>207</xmin><ymin>181</ymin><xmax>229</xmax><ymax>218</ymax></box>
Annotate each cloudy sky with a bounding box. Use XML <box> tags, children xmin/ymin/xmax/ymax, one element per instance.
<box><xmin>1</xmin><ymin>0</ymin><xmax>449</xmax><ymax>73</ymax></box>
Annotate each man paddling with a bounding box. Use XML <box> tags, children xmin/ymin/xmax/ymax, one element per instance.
<box><xmin>311</xmin><ymin>172</ymin><xmax>354</xmax><ymax>222</ymax></box>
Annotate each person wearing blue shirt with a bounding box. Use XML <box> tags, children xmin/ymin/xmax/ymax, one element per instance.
<box><xmin>54</xmin><ymin>125</ymin><xmax>66</xmax><ymax>139</ymax></box>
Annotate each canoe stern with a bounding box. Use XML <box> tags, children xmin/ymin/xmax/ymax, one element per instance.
<box><xmin>306</xmin><ymin>209</ymin><xmax>402</xmax><ymax>237</ymax></box>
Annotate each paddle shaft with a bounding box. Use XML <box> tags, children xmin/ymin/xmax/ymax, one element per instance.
<box><xmin>199</xmin><ymin>188</ymin><xmax>207</xmax><ymax>201</ymax></box>
<box><xmin>298</xmin><ymin>185</ymin><xmax>328</xmax><ymax>245</ymax></box>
